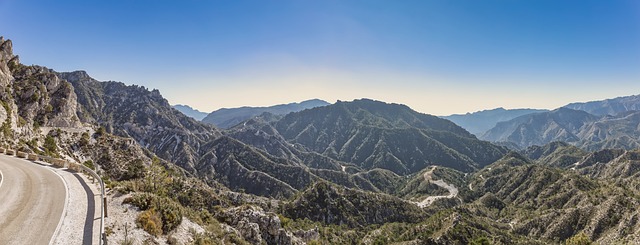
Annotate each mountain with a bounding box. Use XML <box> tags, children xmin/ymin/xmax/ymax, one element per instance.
<box><xmin>462</xmin><ymin>152</ymin><xmax>640</xmax><ymax>244</ymax></box>
<box><xmin>522</xmin><ymin>141</ymin><xmax>588</xmax><ymax>168</ymax></box>
<box><xmin>57</xmin><ymin>71</ymin><xmax>221</xmax><ymax>172</ymax></box>
<box><xmin>272</xmin><ymin>99</ymin><xmax>508</xmax><ymax>174</ymax></box>
<box><xmin>282</xmin><ymin>181</ymin><xmax>426</xmax><ymax>228</ymax></box>
<box><xmin>564</xmin><ymin>94</ymin><xmax>640</xmax><ymax>116</ymax></box>
<box><xmin>576</xmin><ymin>111</ymin><xmax>640</xmax><ymax>150</ymax></box>
<box><xmin>480</xmin><ymin>107</ymin><xmax>599</xmax><ymax>149</ymax></box>
<box><xmin>442</xmin><ymin>107</ymin><xmax>548</xmax><ymax>136</ymax></box>
<box><xmin>1</xmin><ymin>37</ymin><xmax>83</xmax><ymax>146</ymax></box>
<box><xmin>202</xmin><ymin>99</ymin><xmax>330</xmax><ymax>128</ymax></box>
<box><xmin>55</xmin><ymin>71</ymin><xmax>336</xmax><ymax>199</ymax></box>
<box><xmin>481</xmin><ymin>107</ymin><xmax>640</xmax><ymax>151</ymax></box>
<box><xmin>172</xmin><ymin>104</ymin><xmax>208</xmax><ymax>121</ymax></box>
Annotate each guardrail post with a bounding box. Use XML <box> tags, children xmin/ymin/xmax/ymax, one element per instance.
<box><xmin>104</xmin><ymin>197</ymin><xmax>108</xmax><ymax>218</ymax></box>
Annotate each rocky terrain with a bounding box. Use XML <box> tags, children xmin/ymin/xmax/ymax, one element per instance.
<box><xmin>272</xmin><ymin>99</ymin><xmax>508</xmax><ymax>174</ymax></box>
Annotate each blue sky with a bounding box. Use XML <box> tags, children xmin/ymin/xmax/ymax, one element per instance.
<box><xmin>1</xmin><ymin>0</ymin><xmax>639</xmax><ymax>115</ymax></box>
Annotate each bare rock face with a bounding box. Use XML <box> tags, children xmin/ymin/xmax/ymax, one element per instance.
<box><xmin>0</xmin><ymin>37</ymin><xmax>82</xmax><ymax>144</ymax></box>
<box><xmin>0</xmin><ymin>36</ymin><xmax>10</xmax><ymax>125</ymax></box>
<box><xmin>219</xmin><ymin>206</ymin><xmax>304</xmax><ymax>245</ymax></box>
<box><xmin>57</xmin><ymin>71</ymin><xmax>221</xmax><ymax>172</ymax></box>
<box><xmin>10</xmin><ymin>65</ymin><xmax>82</xmax><ymax>128</ymax></box>
<box><xmin>0</xmin><ymin>37</ymin><xmax>22</xmax><ymax>145</ymax></box>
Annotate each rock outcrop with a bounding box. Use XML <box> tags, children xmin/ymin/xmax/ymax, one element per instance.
<box><xmin>219</xmin><ymin>206</ymin><xmax>307</xmax><ymax>245</ymax></box>
<box><xmin>0</xmin><ymin>37</ymin><xmax>82</xmax><ymax>148</ymax></box>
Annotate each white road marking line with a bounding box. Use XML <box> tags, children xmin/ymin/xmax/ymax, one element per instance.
<box><xmin>44</xmin><ymin>164</ymin><xmax>70</xmax><ymax>245</ymax></box>
<box><xmin>0</xmin><ymin>169</ymin><xmax>4</xmax><ymax>190</ymax></box>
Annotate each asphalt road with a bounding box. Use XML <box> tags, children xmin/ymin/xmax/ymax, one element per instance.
<box><xmin>0</xmin><ymin>154</ymin><xmax>66</xmax><ymax>245</ymax></box>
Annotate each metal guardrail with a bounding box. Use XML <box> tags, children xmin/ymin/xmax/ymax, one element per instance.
<box><xmin>77</xmin><ymin>164</ymin><xmax>106</xmax><ymax>245</ymax></box>
<box><xmin>0</xmin><ymin>147</ymin><xmax>107</xmax><ymax>245</ymax></box>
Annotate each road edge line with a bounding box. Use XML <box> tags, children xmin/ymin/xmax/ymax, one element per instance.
<box><xmin>46</xmin><ymin>166</ymin><xmax>70</xmax><ymax>245</ymax></box>
<box><xmin>0</xmin><ymin>169</ymin><xmax>4</xmax><ymax>190</ymax></box>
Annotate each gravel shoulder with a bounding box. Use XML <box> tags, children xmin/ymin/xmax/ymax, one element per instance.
<box><xmin>46</xmin><ymin>163</ymin><xmax>101</xmax><ymax>245</ymax></box>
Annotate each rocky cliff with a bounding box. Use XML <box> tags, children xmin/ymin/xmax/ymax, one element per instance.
<box><xmin>0</xmin><ymin>37</ymin><xmax>83</xmax><ymax>148</ymax></box>
<box><xmin>58</xmin><ymin>71</ymin><xmax>221</xmax><ymax>172</ymax></box>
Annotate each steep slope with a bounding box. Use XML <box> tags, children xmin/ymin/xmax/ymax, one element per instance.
<box><xmin>482</xmin><ymin>107</ymin><xmax>640</xmax><ymax>151</ymax></box>
<box><xmin>523</xmin><ymin>141</ymin><xmax>588</xmax><ymax>168</ymax></box>
<box><xmin>481</xmin><ymin>108</ymin><xmax>599</xmax><ymax>149</ymax></box>
<box><xmin>172</xmin><ymin>104</ymin><xmax>208</xmax><ymax>121</ymax></box>
<box><xmin>58</xmin><ymin>71</ymin><xmax>221</xmax><ymax>172</ymax></box>
<box><xmin>575</xmin><ymin>111</ymin><xmax>640</xmax><ymax>150</ymax></box>
<box><xmin>273</xmin><ymin>99</ymin><xmax>507</xmax><ymax>174</ymax></box>
<box><xmin>202</xmin><ymin>99</ymin><xmax>330</xmax><ymax>128</ymax></box>
<box><xmin>57</xmin><ymin>71</ymin><xmax>335</xmax><ymax>198</ymax></box>
<box><xmin>564</xmin><ymin>94</ymin><xmax>640</xmax><ymax>116</ymax></box>
<box><xmin>1</xmin><ymin>37</ymin><xmax>83</xmax><ymax>146</ymax></box>
<box><xmin>222</xmin><ymin>114</ymin><xmax>413</xmax><ymax>197</ymax></box>
<box><xmin>465</xmin><ymin>153</ymin><xmax>640</xmax><ymax>243</ymax></box>
<box><xmin>574</xmin><ymin>149</ymin><xmax>640</xmax><ymax>179</ymax></box>
<box><xmin>282</xmin><ymin>182</ymin><xmax>426</xmax><ymax>228</ymax></box>
<box><xmin>225</xmin><ymin>113</ymin><xmax>345</xmax><ymax>171</ymax></box>
<box><xmin>442</xmin><ymin>107</ymin><xmax>548</xmax><ymax>136</ymax></box>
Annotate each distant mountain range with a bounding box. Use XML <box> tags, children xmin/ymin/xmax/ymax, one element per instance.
<box><xmin>201</xmin><ymin>99</ymin><xmax>330</xmax><ymax>128</ymax></box>
<box><xmin>564</xmin><ymin>94</ymin><xmax>640</xmax><ymax>116</ymax></box>
<box><xmin>442</xmin><ymin>108</ymin><xmax>548</xmax><ymax>136</ymax></box>
<box><xmin>172</xmin><ymin>104</ymin><xmax>208</xmax><ymax>121</ymax></box>
<box><xmin>481</xmin><ymin>106</ymin><xmax>640</xmax><ymax>150</ymax></box>
<box><xmin>480</xmin><ymin>107</ymin><xmax>597</xmax><ymax>148</ymax></box>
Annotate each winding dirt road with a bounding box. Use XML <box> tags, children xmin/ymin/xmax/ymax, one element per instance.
<box><xmin>0</xmin><ymin>154</ymin><xmax>66</xmax><ymax>245</ymax></box>
<box><xmin>415</xmin><ymin>166</ymin><xmax>458</xmax><ymax>208</ymax></box>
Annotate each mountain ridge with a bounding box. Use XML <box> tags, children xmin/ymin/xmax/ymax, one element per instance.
<box><xmin>564</xmin><ymin>94</ymin><xmax>640</xmax><ymax>116</ymax></box>
<box><xmin>272</xmin><ymin>98</ymin><xmax>508</xmax><ymax>174</ymax></box>
<box><xmin>202</xmin><ymin>99</ymin><xmax>330</xmax><ymax>128</ymax></box>
<box><xmin>443</xmin><ymin>107</ymin><xmax>549</xmax><ymax>136</ymax></box>
<box><xmin>481</xmin><ymin>107</ymin><xmax>640</xmax><ymax>151</ymax></box>
<box><xmin>172</xmin><ymin>104</ymin><xmax>208</xmax><ymax>121</ymax></box>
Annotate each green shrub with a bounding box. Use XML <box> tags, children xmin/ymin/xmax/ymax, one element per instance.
<box><xmin>96</xmin><ymin>126</ymin><xmax>106</xmax><ymax>137</ymax></box>
<box><xmin>565</xmin><ymin>233</ymin><xmax>592</xmax><ymax>245</ymax></box>
<box><xmin>44</xmin><ymin>135</ymin><xmax>57</xmax><ymax>156</ymax></box>
<box><xmin>137</xmin><ymin>208</ymin><xmax>163</xmax><ymax>236</ymax></box>
<box><xmin>166</xmin><ymin>236</ymin><xmax>178</xmax><ymax>245</ymax></box>
<box><xmin>156</xmin><ymin>199</ymin><xmax>182</xmax><ymax>233</ymax></box>
<box><xmin>83</xmin><ymin>160</ymin><xmax>95</xmax><ymax>170</ymax></box>
<box><xmin>124</xmin><ymin>193</ymin><xmax>183</xmax><ymax>234</ymax></box>
<box><xmin>79</xmin><ymin>132</ymin><xmax>90</xmax><ymax>146</ymax></box>
<box><xmin>122</xmin><ymin>159</ymin><xmax>145</xmax><ymax>180</ymax></box>
<box><xmin>470</xmin><ymin>237</ymin><xmax>492</xmax><ymax>245</ymax></box>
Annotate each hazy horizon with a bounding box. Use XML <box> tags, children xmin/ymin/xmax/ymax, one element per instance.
<box><xmin>1</xmin><ymin>0</ymin><xmax>639</xmax><ymax>115</ymax></box>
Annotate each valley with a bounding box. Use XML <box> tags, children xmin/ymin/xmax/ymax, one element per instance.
<box><xmin>1</xmin><ymin>34</ymin><xmax>640</xmax><ymax>245</ymax></box>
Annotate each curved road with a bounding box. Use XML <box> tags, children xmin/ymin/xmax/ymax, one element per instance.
<box><xmin>0</xmin><ymin>154</ymin><xmax>66</xmax><ymax>245</ymax></box>
<box><xmin>415</xmin><ymin>166</ymin><xmax>459</xmax><ymax>208</ymax></box>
